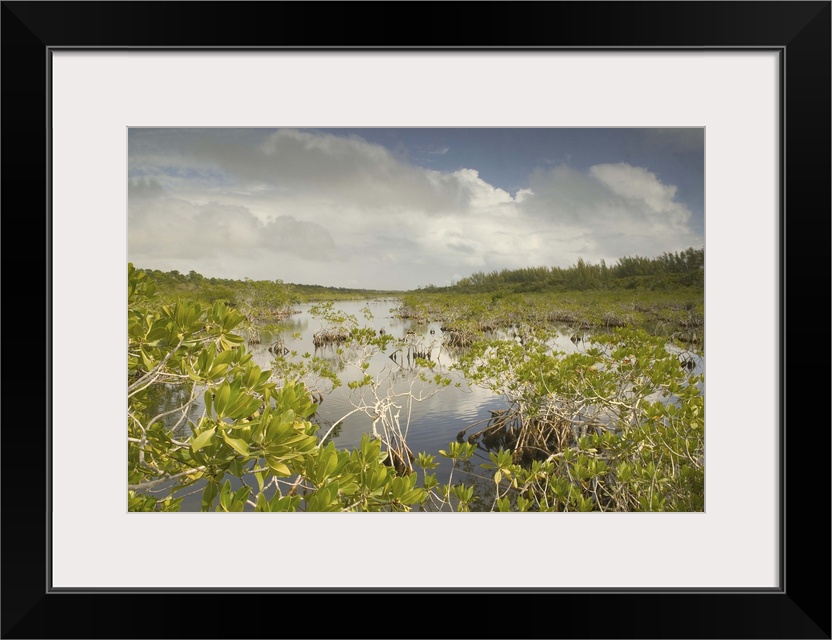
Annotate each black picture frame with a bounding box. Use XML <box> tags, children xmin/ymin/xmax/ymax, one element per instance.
<box><xmin>2</xmin><ymin>2</ymin><xmax>829</xmax><ymax>638</ymax></box>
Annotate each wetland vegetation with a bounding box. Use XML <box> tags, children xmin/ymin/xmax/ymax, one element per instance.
<box><xmin>128</xmin><ymin>248</ymin><xmax>704</xmax><ymax>512</ymax></box>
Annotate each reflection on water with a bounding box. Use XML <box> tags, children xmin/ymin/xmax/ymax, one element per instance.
<box><xmin>157</xmin><ymin>298</ymin><xmax>703</xmax><ymax>511</ymax></box>
<box><xmin>250</xmin><ymin>299</ymin><xmax>504</xmax><ymax>457</ymax></box>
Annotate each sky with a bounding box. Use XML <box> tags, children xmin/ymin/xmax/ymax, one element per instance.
<box><xmin>128</xmin><ymin>127</ymin><xmax>704</xmax><ymax>291</ymax></box>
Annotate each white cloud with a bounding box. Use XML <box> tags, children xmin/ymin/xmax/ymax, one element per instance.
<box><xmin>186</xmin><ymin>129</ymin><xmax>470</xmax><ymax>216</ymax></box>
<box><xmin>590</xmin><ymin>163</ymin><xmax>685</xmax><ymax>219</ymax></box>
<box><xmin>516</xmin><ymin>162</ymin><xmax>702</xmax><ymax>264</ymax></box>
<box><xmin>128</xmin><ymin>130</ymin><xmax>703</xmax><ymax>289</ymax></box>
<box><xmin>453</xmin><ymin>168</ymin><xmax>514</xmax><ymax>208</ymax></box>
<box><xmin>129</xmin><ymin>194</ymin><xmax>340</xmax><ymax>281</ymax></box>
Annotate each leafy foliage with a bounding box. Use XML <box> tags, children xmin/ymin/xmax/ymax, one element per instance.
<box><xmin>431</xmin><ymin>247</ymin><xmax>704</xmax><ymax>293</ymax></box>
<box><xmin>129</xmin><ymin>264</ymin><xmax>704</xmax><ymax>513</ymax></box>
<box><xmin>458</xmin><ymin>328</ymin><xmax>704</xmax><ymax>511</ymax></box>
<box><xmin>128</xmin><ymin>264</ymin><xmax>428</xmax><ymax>512</ymax></box>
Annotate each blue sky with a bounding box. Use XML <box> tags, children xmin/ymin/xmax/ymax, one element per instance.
<box><xmin>128</xmin><ymin>127</ymin><xmax>704</xmax><ymax>290</ymax></box>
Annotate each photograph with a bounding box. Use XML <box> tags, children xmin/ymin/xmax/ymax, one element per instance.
<box><xmin>2</xmin><ymin>0</ymin><xmax>827</xmax><ymax>635</ymax></box>
<box><xmin>128</xmin><ymin>126</ymin><xmax>705</xmax><ymax>513</ymax></box>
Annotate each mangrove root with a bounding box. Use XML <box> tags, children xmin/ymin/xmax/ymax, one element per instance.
<box><xmin>312</xmin><ymin>329</ymin><xmax>349</xmax><ymax>348</ymax></box>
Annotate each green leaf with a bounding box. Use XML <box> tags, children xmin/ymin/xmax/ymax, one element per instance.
<box><xmin>266</xmin><ymin>457</ymin><xmax>291</xmax><ymax>476</ymax></box>
<box><xmin>215</xmin><ymin>382</ymin><xmax>231</xmax><ymax>416</ymax></box>
<box><xmin>233</xmin><ymin>486</ymin><xmax>251</xmax><ymax>504</ymax></box>
<box><xmin>317</xmin><ymin>447</ymin><xmax>339</xmax><ymax>481</ymax></box>
<box><xmin>221</xmin><ymin>430</ymin><xmax>250</xmax><ymax>457</ymax></box>
<box><xmin>191</xmin><ymin>426</ymin><xmax>216</xmax><ymax>453</ymax></box>
<box><xmin>219</xmin><ymin>480</ymin><xmax>232</xmax><ymax>511</ymax></box>
<box><xmin>186</xmin><ymin>364</ymin><xmax>203</xmax><ymax>383</ymax></box>
<box><xmin>245</xmin><ymin>365</ymin><xmax>261</xmax><ymax>389</ymax></box>
<box><xmin>202</xmin><ymin>480</ymin><xmax>219</xmax><ymax>511</ymax></box>
<box><xmin>213</xmin><ymin>349</ymin><xmax>235</xmax><ymax>367</ymax></box>
<box><xmin>197</xmin><ymin>348</ymin><xmax>210</xmax><ymax>374</ymax></box>
<box><xmin>203</xmin><ymin>389</ymin><xmax>213</xmax><ymax>416</ymax></box>
<box><xmin>139</xmin><ymin>346</ymin><xmax>154</xmax><ymax>371</ymax></box>
<box><xmin>255</xmin><ymin>492</ymin><xmax>270</xmax><ymax>512</ymax></box>
<box><xmin>227</xmin><ymin>395</ymin><xmax>262</xmax><ymax>421</ymax></box>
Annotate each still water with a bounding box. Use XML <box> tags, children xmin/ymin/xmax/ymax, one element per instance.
<box><xmin>159</xmin><ymin>298</ymin><xmax>703</xmax><ymax>511</ymax></box>
<box><xmin>167</xmin><ymin>299</ymin><xmax>504</xmax><ymax>510</ymax></box>
<box><xmin>250</xmin><ymin>299</ymin><xmax>501</xmax><ymax>453</ymax></box>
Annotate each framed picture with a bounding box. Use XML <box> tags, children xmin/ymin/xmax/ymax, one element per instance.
<box><xmin>3</xmin><ymin>2</ymin><xmax>828</xmax><ymax>638</ymax></box>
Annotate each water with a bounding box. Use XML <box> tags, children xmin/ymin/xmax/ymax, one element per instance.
<box><xmin>244</xmin><ymin>299</ymin><xmax>503</xmax><ymax>453</ymax></box>
<box><xmin>161</xmin><ymin>299</ymin><xmax>507</xmax><ymax>510</ymax></box>
<box><xmin>148</xmin><ymin>298</ymin><xmax>704</xmax><ymax>511</ymax></box>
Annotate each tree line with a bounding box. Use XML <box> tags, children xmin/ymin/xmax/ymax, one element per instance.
<box><xmin>137</xmin><ymin>268</ymin><xmax>396</xmax><ymax>306</ymax></box>
<box><xmin>436</xmin><ymin>247</ymin><xmax>704</xmax><ymax>293</ymax></box>
<box><xmin>138</xmin><ymin>246</ymin><xmax>703</xmax><ymax>300</ymax></box>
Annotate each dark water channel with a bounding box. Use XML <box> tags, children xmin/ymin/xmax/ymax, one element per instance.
<box><xmin>151</xmin><ymin>298</ymin><xmax>703</xmax><ymax>512</ymax></box>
